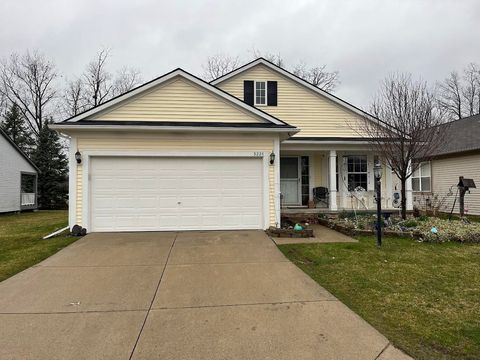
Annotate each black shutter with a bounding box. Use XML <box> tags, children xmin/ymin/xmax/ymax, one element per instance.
<box><xmin>244</xmin><ymin>80</ymin><xmax>254</xmax><ymax>105</ymax></box>
<box><xmin>267</xmin><ymin>81</ymin><xmax>277</xmax><ymax>106</ymax></box>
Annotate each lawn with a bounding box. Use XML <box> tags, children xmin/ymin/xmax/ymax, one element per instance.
<box><xmin>0</xmin><ymin>210</ymin><xmax>77</xmax><ymax>282</ymax></box>
<box><xmin>278</xmin><ymin>236</ymin><xmax>480</xmax><ymax>360</ymax></box>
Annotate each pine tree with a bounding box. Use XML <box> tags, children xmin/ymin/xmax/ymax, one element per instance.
<box><xmin>31</xmin><ymin>120</ymin><xmax>68</xmax><ymax>209</ymax></box>
<box><xmin>1</xmin><ymin>103</ymin><xmax>35</xmax><ymax>155</ymax></box>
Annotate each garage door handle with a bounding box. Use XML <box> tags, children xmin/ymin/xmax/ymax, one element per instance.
<box><xmin>177</xmin><ymin>201</ymin><xmax>181</xmax><ymax>205</ymax></box>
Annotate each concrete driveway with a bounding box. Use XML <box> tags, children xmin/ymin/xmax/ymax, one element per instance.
<box><xmin>0</xmin><ymin>231</ymin><xmax>410</xmax><ymax>360</ymax></box>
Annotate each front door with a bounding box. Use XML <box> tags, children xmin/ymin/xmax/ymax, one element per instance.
<box><xmin>280</xmin><ymin>156</ymin><xmax>301</xmax><ymax>206</ymax></box>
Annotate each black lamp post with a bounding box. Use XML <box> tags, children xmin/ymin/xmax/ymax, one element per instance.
<box><xmin>373</xmin><ymin>160</ymin><xmax>382</xmax><ymax>247</ymax></box>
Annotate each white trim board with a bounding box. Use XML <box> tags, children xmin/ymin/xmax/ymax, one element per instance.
<box><xmin>68</xmin><ymin>136</ymin><xmax>77</xmax><ymax>229</ymax></box>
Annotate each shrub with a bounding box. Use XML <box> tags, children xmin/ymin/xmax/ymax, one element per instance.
<box><xmin>402</xmin><ymin>219</ymin><xmax>418</xmax><ymax>228</ymax></box>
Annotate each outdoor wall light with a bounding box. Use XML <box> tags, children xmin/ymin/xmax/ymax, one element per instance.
<box><xmin>269</xmin><ymin>152</ymin><xmax>275</xmax><ymax>165</ymax></box>
<box><xmin>75</xmin><ymin>150</ymin><xmax>82</xmax><ymax>164</ymax></box>
<box><xmin>373</xmin><ymin>161</ymin><xmax>382</xmax><ymax>180</ymax></box>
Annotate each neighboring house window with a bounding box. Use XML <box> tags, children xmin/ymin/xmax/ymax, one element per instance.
<box><xmin>412</xmin><ymin>162</ymin><xmax>431</xmax><ymax>192</ymax></box>
<box><xmin>346</xmin><ymin>155</ymin><xmax>367</xmax><ymax>191</ymax></box>
<box><xmin>255</xmin><ymin>81</ymin><xmax>266</xmax><ymax>105</ymax></box>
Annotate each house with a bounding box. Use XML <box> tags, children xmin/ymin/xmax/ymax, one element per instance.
<box><xmin>0</xmin><ymin>128</ymin><xmax>38</xmax><ymax>213</ymax></box>
<box><xmin>51</xmin><ymin>58</ymin><xmax>412</xmax><ymax>232</ymax></box>
<box><xmin>413</xmin><ymin>113</ymin><xmax>480</xmax><ymax>216</ymax></box>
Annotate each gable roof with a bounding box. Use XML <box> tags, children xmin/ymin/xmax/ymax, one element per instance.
<box><xmin>0</xmin><ymin>128</ymin><xmax>39</xmax><ymax>172</ymax></box>
<box><xmin>431</xmin><ymin>113</ymin><xmax>480</xmax><ymax>157</ymax></box>
<box><xmin>211</xmin><ymin>57</ymin><xmax>377</xmax><ymax>121</ymax></box>
<box><xmin>59</xmin><ymin>68</ymin><xmax>292</xmax><ymax>128</ymax></box>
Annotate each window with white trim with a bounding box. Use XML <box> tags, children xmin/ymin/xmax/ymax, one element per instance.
<box><xmin>255</xmin><ymin>81</ymin><xmax>266</xmax><ymax>105</ymax></box>
<box><xmin>412</xmin><ymin>162</ymin><xmax>431</xmax><ymax>192</ymax></box>
<box><xmin>346</xmin><ymin>155</ymin><xmax>368</xmax><ymax>191</ymax></box>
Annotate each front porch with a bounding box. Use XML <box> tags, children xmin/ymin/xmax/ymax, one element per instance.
<box><xmin>279</xmin><ymin>139</ymin><xmax>413</xmax><ymax>215</ymax></box>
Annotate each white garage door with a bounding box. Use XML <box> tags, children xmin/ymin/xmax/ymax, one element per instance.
<box><xmin>90</xmin><ymin>156</ymin><xmax>264</xmax><ymax>232</ymax></box>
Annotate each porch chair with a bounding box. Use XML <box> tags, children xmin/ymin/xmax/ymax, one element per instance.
<box><xmin>313</xmin><ymin>187</ymin><xmax>329</xmax><ymax>208</ymax></box>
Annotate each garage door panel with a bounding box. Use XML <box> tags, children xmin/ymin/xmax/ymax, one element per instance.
<box><xmin>90</xmin><ymin>157</ymin><xmax>264</xmax><ymax>232</ymax></box>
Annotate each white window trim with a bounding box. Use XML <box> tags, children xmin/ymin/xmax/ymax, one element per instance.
<box><xmin>412</xmin><ymin>161</ymin><xmax>431</xmax><ymax>192</ymax></box>
<box><xmin>254</xmin><ymin>80</ymin><xmax>267</xmax><ymax>106</ymax></box>
<box><xmin>344</xmin><ymin>155</ymin><xmax>369</xmax><ymax>191</ymax></box>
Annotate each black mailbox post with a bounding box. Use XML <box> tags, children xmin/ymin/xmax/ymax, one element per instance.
<box><xmin>457</xmin><ymin>176</ymin><xmax>476</xmax><ymax>216</ymax></box>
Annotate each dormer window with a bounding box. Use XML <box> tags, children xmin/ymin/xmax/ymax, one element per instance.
<box><xmin>243</xmin><ymin>80</ymin><xmax>277</xmax><ymax>107</ymax></box>
<box><xmin>255</xmin><ymin>81</ymin><xmax>267</xmax><ymax>105</ymax></box>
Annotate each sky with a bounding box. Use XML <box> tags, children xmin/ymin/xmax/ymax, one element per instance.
<box><xmin>1</xmin><ymin>0</ymin><xmax>479</xmax><ymax>108</ymax></box>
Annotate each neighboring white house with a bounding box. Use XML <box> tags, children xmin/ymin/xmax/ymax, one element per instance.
<box><xmin>413</xmin><ymin>114</ymin><xmax>480</xmax><ymax>216</ymax></box>
<box><xmin>0</xmin><ymin>128</ymin><xmax>38</xmax><ymax>213</ymax></box>
<box><xmin>51</xmin><ymin>58</ymin><xmax>411</xmax><ymax>233</ymax></box>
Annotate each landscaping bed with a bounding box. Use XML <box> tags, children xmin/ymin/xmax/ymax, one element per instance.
<box><xmin>267</xmin><ymin>218</ymin><xmax>314</xmax><ymax>238</ymax></box>
<box><xmin>319</xmin><ymin>211</ymin><xmax>480</xmax><ymax>243</ymax></box>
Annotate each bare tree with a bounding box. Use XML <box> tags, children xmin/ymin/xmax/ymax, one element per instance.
<box><xmin>437</xmin><ymin>64</ymin><xmax>480</xmax><ymax>119</ymax></box>
<box><xmin>203</xmin><ymin>50</ymin><xmax>340</xmax><ymax>91</ymax></box>
<box><xmin>112</xmin><ymin>67</ymin><xmax>142</xmax><ymax>96</ymax></box>
<box><xmin>462</xmin><ymin>63</ymin><xmax>480</xmax><ymax>116</ymax></box>
<box><xmin>359</xmin><ymin>73</ymin><xmax>447</xmax><ymax>219</ymax></box>
<box><xmin>64</xmin><ymin>78</ymin><xmax>86</xmax><ymax>117</ymax></box>
<box><xmin>437</xmin><ymin>71</ymin><xmax>463</xmax><ymax>119</ymax></box>
<box><xmin>292</xmin><ymin>62</ymin><xmax>339</xmax><ymax>92</ymax></box>
<box><xmin>251</xmin><ymin>49</ymin><xmax>285</xmax><ymax>68</ymax></box>
<box><xmin>83</xmin><ymin>49</ymin><xmax>112</xmax><ymax>107</ymax></box>
<box><xmin>0</xmin><ymin>51</ymin><xmax>57</xmax><ymax>135</ymax></box>
<box><xmin>63</xmin><ymin>50</ymin><xmax>142</xmax><ymax>116</ymax></box>
<box><xmin>202</xmin><ymin>54</ymin><xmax>240</xmax><ymax>81</ymax></box>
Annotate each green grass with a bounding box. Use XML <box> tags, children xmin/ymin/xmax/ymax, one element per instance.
<box><xmin>278</xmin><ymin>236</ymin><xmax>480</xmax><ymax>360</ymax></box>
<box><xmin>0</xmin><ymin>210</ymin><xmax>78</xmax><ymax>282</ymax></box>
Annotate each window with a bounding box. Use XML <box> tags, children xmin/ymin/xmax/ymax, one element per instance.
<box><xmin>255</xmin><ymin>81</ymin><xmax>266</xmax><ymax>105</ymax></box>
<box><xmin>301</xmin><ymin>156</ymin><xmax>310</xmax><ymax>206</ymax></box>
<box><xmin>21</xmin><ymin>173</ymin><xmax>36</xmax><ymax>193</ymax></box>
<box><xmin>412</xmin><ymin>162</ymin><xmax>431</xmax><ymax>192</ymax></box>
<box><xmin>346</xmin><ymin>155</ymin><xmax>367</xmax><ymax>191</ymax></box>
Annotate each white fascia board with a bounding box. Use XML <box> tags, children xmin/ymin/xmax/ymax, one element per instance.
<box><xmin>50</xmin><ymin>123</ymin><xmax>297</xmax><ymax>133</ymax></box>
<box><xmin>63</xmin><ymin>69</ymin><xmax>286</xmax><ymax>126</ymax></box>
<box><xmin>284</xmin><ymin>140</ymin><xmax>373</xmax><ymax>145</ymax></box>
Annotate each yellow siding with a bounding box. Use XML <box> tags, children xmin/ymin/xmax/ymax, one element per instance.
<box><xmin>95</xmin><ymin>77</ymin><xmax>263</xmax><ymax>123</ymax></box>
<box><xmin>428</xmin><ymin>154</ymin><xmax>480</xmax><ymax>215</ymax></box>
<box><xmin>74</xmin><ymin>132</ymin><xmax>277</xmax><ymax>226</ymax></box>
<box><xmin>313</xmin><ymin>153</ymin><xmax>328</xmax><ymax>187</ymax></box>
<box><xmin>217</xmin><ymin>64</ymin><xmax>365</xmax><ymax>137</ymax></box>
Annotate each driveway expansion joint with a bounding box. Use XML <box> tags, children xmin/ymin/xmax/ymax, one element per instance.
<box><xmin>374</xmin><ymin>342</ymin><xmax>392</xmax><ymax>359</ymax></box>
<box><xmin>128</xmin><ymin>231</ymin><xmax>178</xmax><ymax>360</ymax></box>
<box><xmin>152</xmin><ymin>299</ymin><xmax>339</xmax><ymax>311</ymax></box>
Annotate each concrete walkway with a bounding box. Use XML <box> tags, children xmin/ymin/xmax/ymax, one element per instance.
<box><xmin>0</xmin><ymin>231</ymin><xmax>411</xmax><ymax>359</ymax></box>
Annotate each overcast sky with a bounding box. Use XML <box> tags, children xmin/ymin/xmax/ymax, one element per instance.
<box><xmin>1</xmin><ymin>0</ymin><xmax>479</xmax><ymax>108</ymax></box>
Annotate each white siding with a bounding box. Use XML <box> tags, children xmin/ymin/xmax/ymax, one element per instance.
<box><xmin>0</xmin><ymin>136</ymin><xmax>37</xmax><ymax>213</ymax></box>
<box><xmin>413</xmin><ymin>154</ymin><xmax>480</xmax><ymax>215</ymax></box>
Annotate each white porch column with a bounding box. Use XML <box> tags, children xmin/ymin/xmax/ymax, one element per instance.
<box><xmin>385</xmin><ymin>163</ymin><xmax>393</xmax><ymax>209</ymax></box>
<box><xmin>406</xmin><ymin>161</ymin><xmax>413</xmax><ymax>211</ymax></box>
<box><xmin>329</xmin><ymin>150</ymin><xmax>338</xmax><ymax>211</ymax></box>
